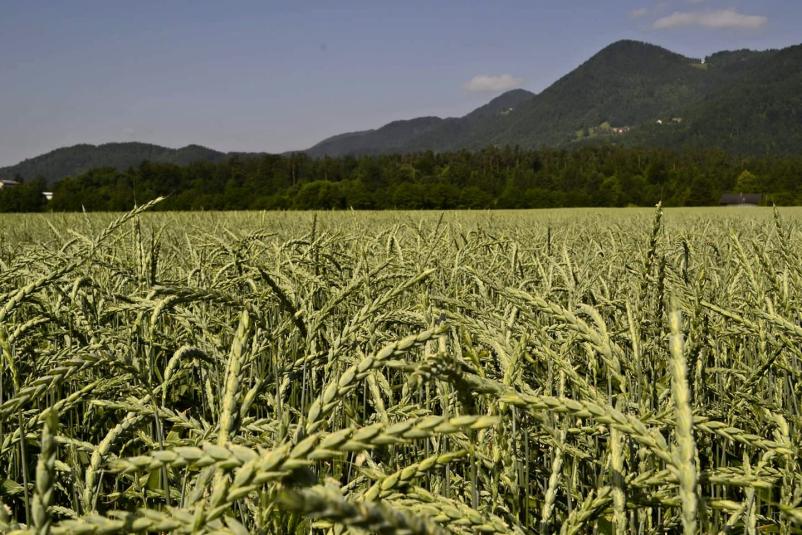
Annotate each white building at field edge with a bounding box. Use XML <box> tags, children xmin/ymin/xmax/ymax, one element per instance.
<box><xmin>1</xmin><ymin>179</ymin><xmax>54</xmax><ymax>201</ymax></box>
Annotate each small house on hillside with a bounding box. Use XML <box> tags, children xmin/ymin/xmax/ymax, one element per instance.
<box><xmin>719</xmin><ymin>193</ymin><xmax>762</xmax><ymax>206</ymax></box>
<box><xmin>0</xmin><ymin>179</ymin><xmax>21</xmax><ymax>189</ymax></box>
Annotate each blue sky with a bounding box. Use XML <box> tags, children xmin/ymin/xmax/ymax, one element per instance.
<box><xmin>0</xmin><ymin>0</ymin><xmax>799</xmax><ymax>165</ymax></box>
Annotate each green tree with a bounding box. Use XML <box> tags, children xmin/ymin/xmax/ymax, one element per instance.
<box><xmin>0</xmin><ymin>178</ymin><xmax>47</xmax><ymax>212</ymax></box>
<box><xmin>734</xmin><ymin>170</ymin><xmax>761</xmax><ymax>192</ymax></box>
<box><xmin>599</xmin><ymin>175</ymin><xmax>624</xmax><ymax>206</ymax></box>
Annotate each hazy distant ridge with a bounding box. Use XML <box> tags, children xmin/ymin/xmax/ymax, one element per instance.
<box><xmin>0</xmin><ymin>143</ymin><xmax>233</xmax><ymax>185</ymax></box>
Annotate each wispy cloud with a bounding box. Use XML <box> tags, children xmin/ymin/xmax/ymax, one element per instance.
<box><xmin>630</xmin><ymin>7</ymin><xmax>649</xmax><ymax>18</ymax></box>
<box><xmin>653</xmin><ymin>8</ymin><xmax>767</xmax><ymax>29</ymax></box>
<box><xmin>465</xmin><ymin>74</ymin><xmax>524</xmax><ymax>93</ymax></box>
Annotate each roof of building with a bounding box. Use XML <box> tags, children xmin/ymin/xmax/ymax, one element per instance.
<box><xmin>719</xmin><ymin>193</ymin><xmax>762</xmax><ymax>205</ymax></box>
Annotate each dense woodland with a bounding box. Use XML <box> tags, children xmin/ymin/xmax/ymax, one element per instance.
<box><xmin>1</xmin><ymin>146</ymin><xmax>801</xmax><ymax>211</ymax></box>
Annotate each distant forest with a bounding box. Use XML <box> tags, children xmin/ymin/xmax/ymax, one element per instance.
<box><xmin>2</xmin><ymin>146</ymin><xmax>801</xmax><ymax>212</ymax></box>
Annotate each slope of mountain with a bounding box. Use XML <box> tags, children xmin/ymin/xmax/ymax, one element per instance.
<box><xmin>491</xmin><ymin>40</ymin><xmax>711</xmax><ymax>147</ymax></box>
<box><xmin>307</xmin><ymin>89</ymin><xmax>536</xmax><ymax>156</ymax></box>
<box><xmin>307</xmin><ymin>117</ymin><xmax>446</xmax><ymax>157</ymax></box>
<box><xmin>306</xmin><ymin>40</ymin><xmax>800</xmax><ymax>156</ymax></box>
<box><xmin>411</xmin><ymin>88</ymin><xmax>537</xmax><ymax>151</ymax></box>
<box><xmin>626</xmin><ymin>44</ymin><xmax>802</xmax><ymax>154</ymax></box>
<box><xmin>0</xmin><ymin>142</ymin><xmax>229</xmax><ymax>185</ymax></box>
<box><xmin>3</xmin><ymin>40</ymin><xmax>800</xmax><ymax>183</ymax></box>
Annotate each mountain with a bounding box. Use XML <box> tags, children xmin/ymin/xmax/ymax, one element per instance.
<box><xmin>0</xmin><ymin>142</ymin><xmax>230</xmax><ymax>185</ymax></box>
<box><xmin>307</xmin><ymin>40</ymin><xmax>801</xmax><ymax>156</ymax></box>
<box><xmin>307</xmin><ymin>89</ymin><xmax>536</xmax><ymax>157</ymax></box>
<box><xmin>627</xmin><ymin>44</ymin><xmax>802</xmax><ymax>154</ymax></box>
<box><xmin>307</xmin><ymin>117</ymin><xmax>446</xmax><ymax>157</ymax></box>
<box><xmin>4</xmin><ymin>40</ymin><xmax>800</xmax><ymax>184</ymax></box>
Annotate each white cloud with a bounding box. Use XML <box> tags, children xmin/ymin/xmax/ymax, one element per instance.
<box><xmin>465</xmin><ymin>74</ymin><xmax>523</xmax><ymax>93</ymax></box>
<box><xmin>630</xmin><ymin>7</ymin><xmax>649</xmax><ymax>18</ymax></box>
<box><xmin>653</xmin><ymin>9</ymin><xmax>767</xmax><ymax>29</ymax></box>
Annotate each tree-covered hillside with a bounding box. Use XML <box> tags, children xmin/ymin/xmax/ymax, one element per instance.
<box><xmin>307</xmin><ymin>40</ymin><xmax>801</xmax><ymax>156</ymax></box>
<box><xmin>0</xmin><ymin>143</ymin><xmax>230</xmax><ymax>185</ymax></box>
<box><xmin>626</xmin><ymin>44</ymin><xmax>802</xmax><ymax>154</ymax></box>
<box><xmin>3</xmin><ymin>40</ymin><xmax>800</xmax><ymax>186</ymax></box>
<box><xmin>307</xmin><ymin>89</ymin><xmax>537</xmax><ymax>157</ymax></box>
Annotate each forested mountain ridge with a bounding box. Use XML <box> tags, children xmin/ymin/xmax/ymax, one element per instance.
<box><xmin>304</xmin><ymin>116</ymin><xmax>447</xmax><ymax>157</ymax></box>
<box><xmin>2</xmin><ymin>40</ymin><xmax>800</xmax><ymax>185</ymax></box>
<box><xmin>306</xmin><ymin>89</ymin><xmax>536</xmax><ymax>157</ymax></box>
<box><xmin>308</xmin><ymin>40</ymin><xmax>800</xmax><ymax>156</ymax></box>
<box><xmin>626</xmin><ymin>44</ymin><xmax>802</xmax><ymax>154</ymax></box>
<box><xmin>0</xmin><ymin>143</ymin><xmax>231</xmax><ymax>185</ymax></box>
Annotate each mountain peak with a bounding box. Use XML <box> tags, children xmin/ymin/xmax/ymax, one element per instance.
<box><xmin>602</xmin><ymin>39</ymin><xmax>667</xmax><ymax>51</ymax></box>
<box><xmin>467</xmin><ymin>89</ymin><xmax>535</xmax><ymax>118</ymax></box>
<box><xmin>304</xmin><ymin>39</ymin><xmax>800</xmax><ymax>157</ymax></box>
<box><xmin>487</xmin><ymin>88</ymin><xmax>535</xmax><ymax>105</ymax></box>
<box><xmin>587</xmin><ymin>39</ymin><xmax>694</xmax><ymax>69</ymax></box>
<box><xmin>0</xmin><ymin>142</ymin><xmax>229</xmax><ymax>184</ymax></box>
<box><xmin>3</xmin><ymin>39</ymin><xmax>800</xmax><ymax>177</ymax></box>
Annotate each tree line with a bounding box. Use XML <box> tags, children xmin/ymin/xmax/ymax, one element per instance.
<box><xmin>2</xmin><ymin>146</ymin><xmax>801</xmax><ymax>212</ymax></box>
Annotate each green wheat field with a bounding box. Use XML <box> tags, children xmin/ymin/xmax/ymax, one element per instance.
<box><xmin>1</xmin><ymin>202</ymin><xmax>801</xmax><ymax>534</ymax></box>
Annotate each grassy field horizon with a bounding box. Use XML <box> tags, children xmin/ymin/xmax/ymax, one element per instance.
<box><xmin>4</xmin><ymin>204</ymin><xmax>800</xmax><ymax>231</ymax></box>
